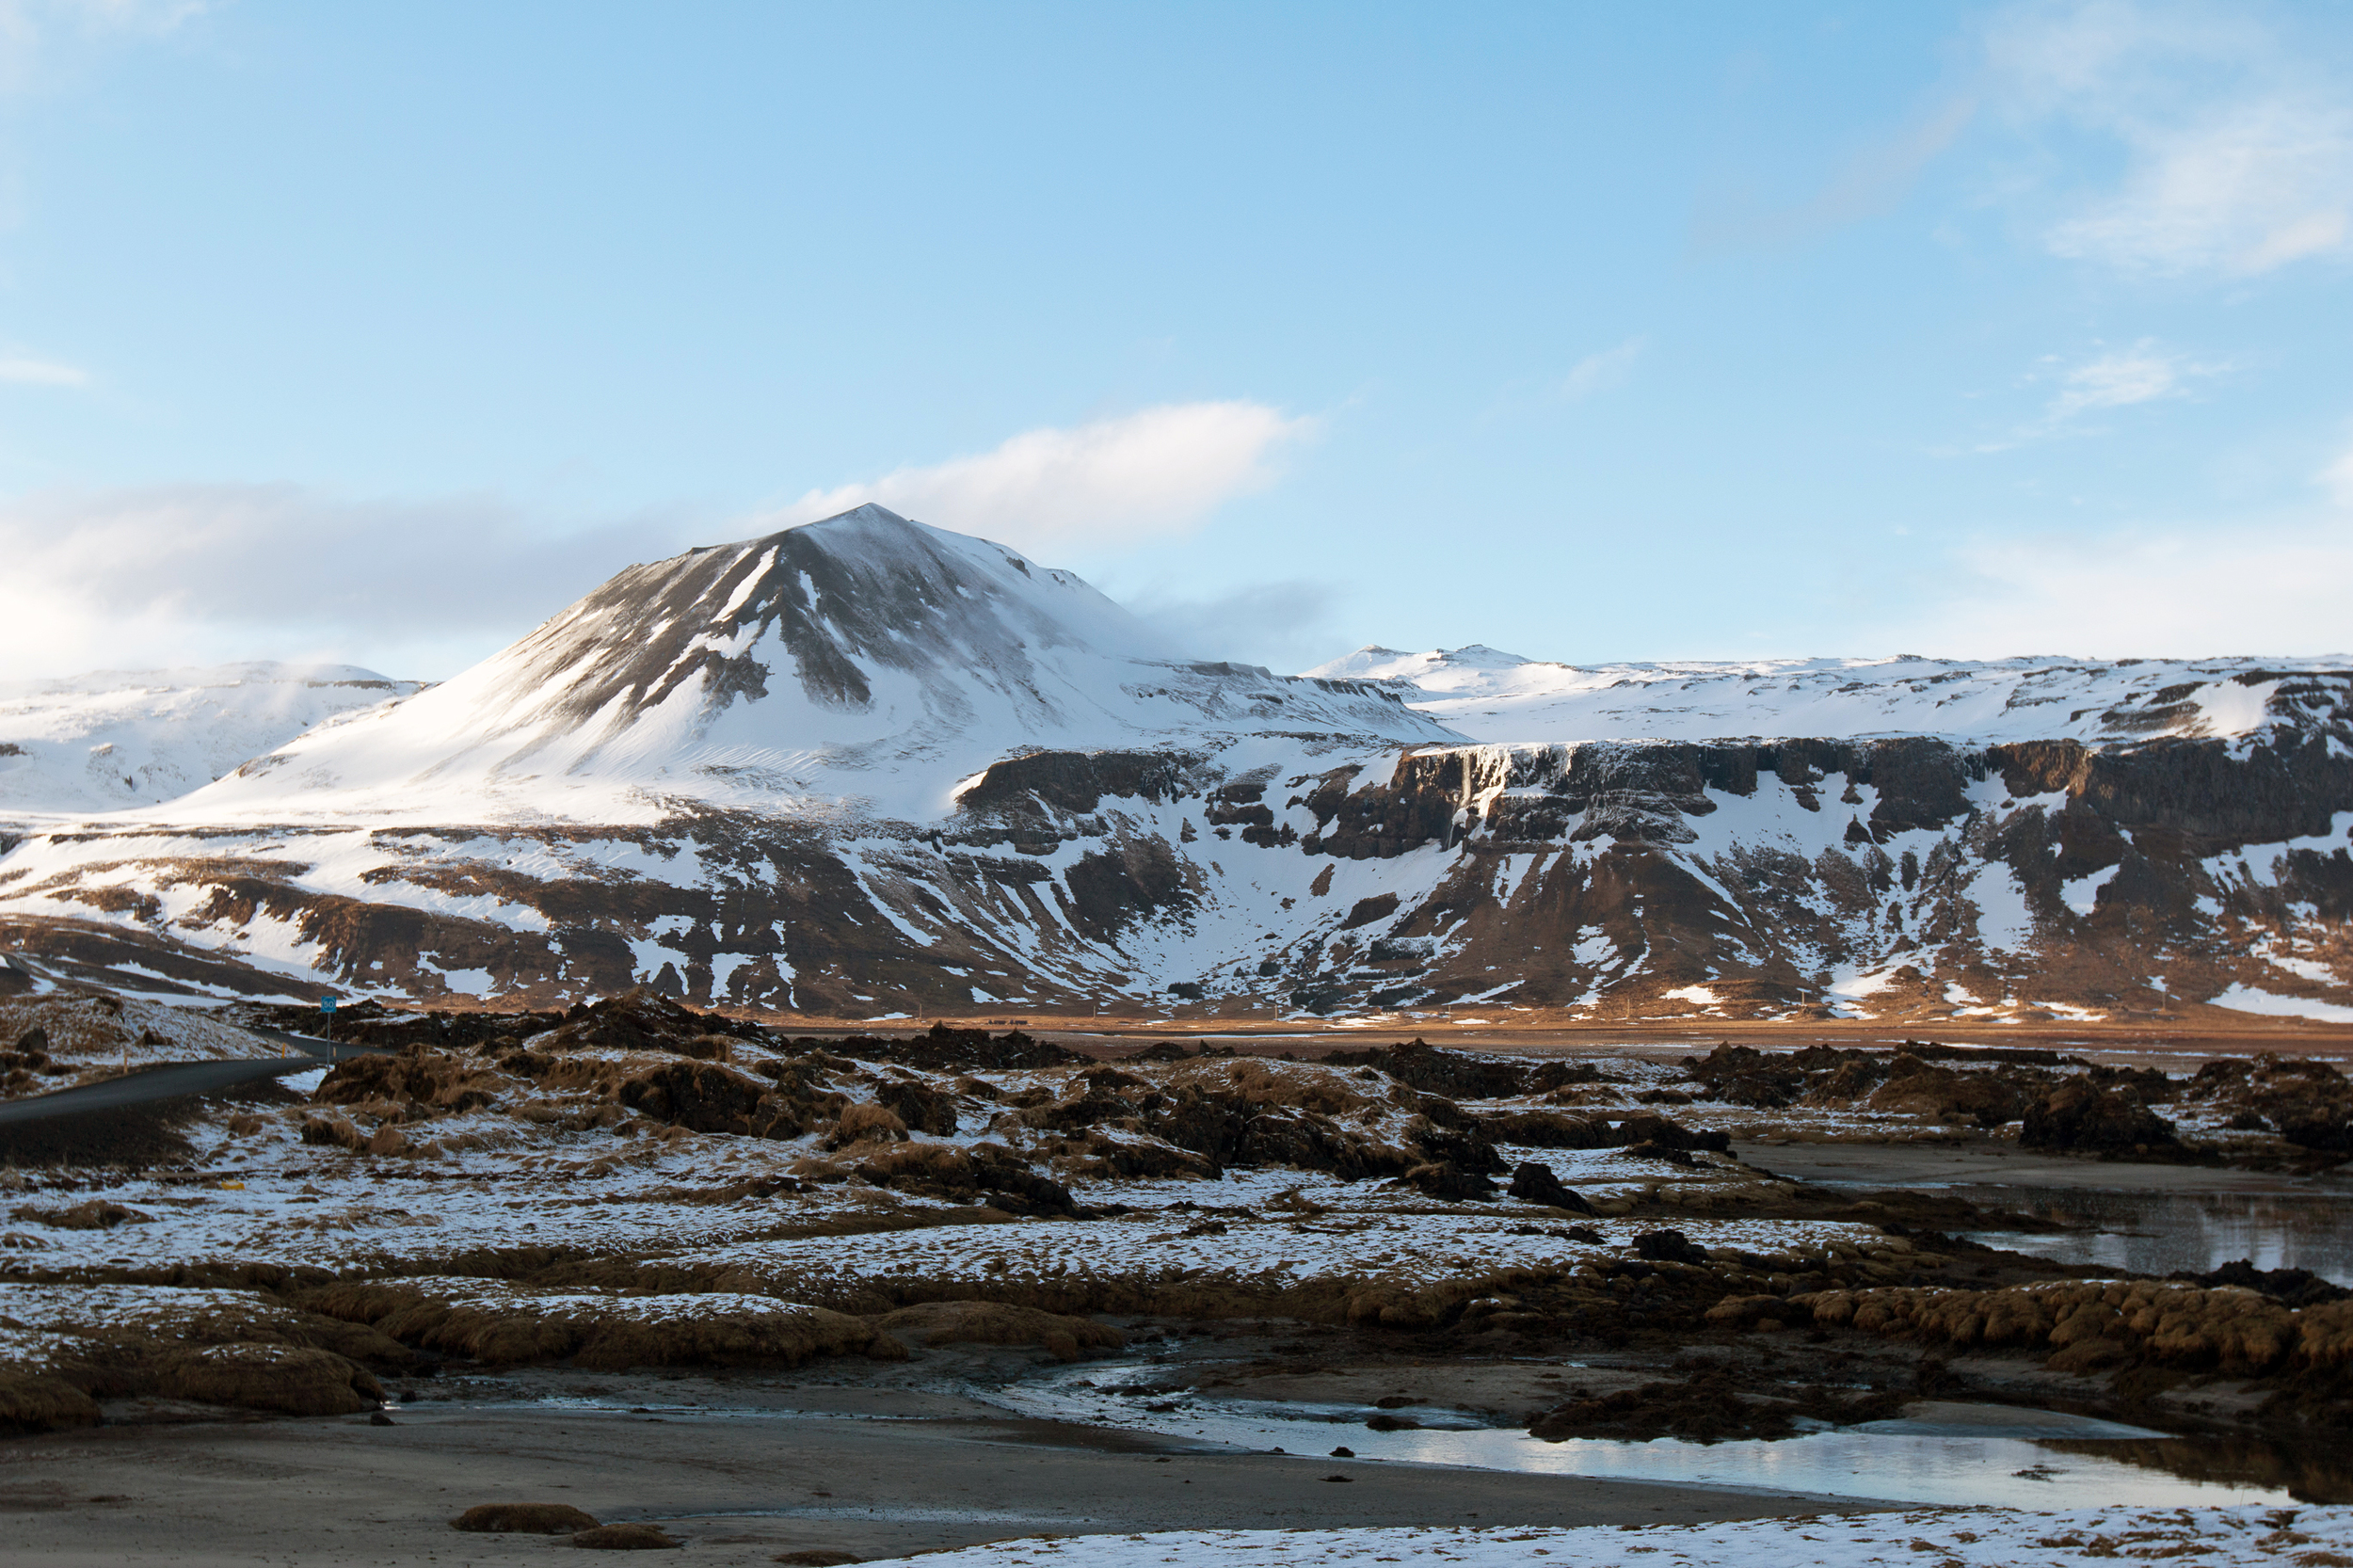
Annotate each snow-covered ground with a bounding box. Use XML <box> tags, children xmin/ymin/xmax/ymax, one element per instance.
<box><xmin>0</xmin><ymin>662</ymin><xmax>422</xmax><ymax>815</ymax></box>
<box><xmin>852</xmin><ymin>1508</ymin><xmax>2351</xmax><ymax>1568</ymax></box>
<box><xmin>1305</xmin><ymin>647</ymin><xmax>2345</xmax><ymax>746</ymax></box>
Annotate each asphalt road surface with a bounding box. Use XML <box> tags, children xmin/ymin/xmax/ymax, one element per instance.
<box><xmin>0</xmin><ymin>1020</ymin><xmax>385</xmax><ymax>1127</ymax></box>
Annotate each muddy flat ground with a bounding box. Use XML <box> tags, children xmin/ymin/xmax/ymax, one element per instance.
<box><xmin>1</xmin><ymin>1388</ymin><xmax>1861</xmax><ymax>1567</ymax></box>
<box><xmin>766</xmin><ymin>1016</ymin><xmax>2353</xmax><ymax>1070</ymax></box>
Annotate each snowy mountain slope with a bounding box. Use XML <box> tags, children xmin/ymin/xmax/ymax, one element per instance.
<box><xmin>184</xmin><ymin>505</ymin><xmax>1451</xmax><ymax>824</ymax></box>
<box><xmin>1305</xmin><ymin>647</ymin><xmax>2346</xmax><ymax>747</ymax></box>
<box><xmin>0</xmin><ymin>513</ymin><xmax>2347</xmax><ymax>1024</ymax></box>
<box><xmin>0</xmin><ymin>663</ymin><xmax>424</xmax><ymax>814</ymax></box>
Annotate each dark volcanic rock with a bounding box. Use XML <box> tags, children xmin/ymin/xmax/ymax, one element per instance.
<box><xmin>1401</xmin><ymin>1161</ymin><xmax>1497</xmax><ymax>1200</ymax></box>
<box><xmin>858</xmin><ymin>1025</ymin><xmax>1083</xmax><ymax>1073</ymax></box>
<box><xmin>2020</xmin><ymin>1080</ymin><xmax>2182</xmax><ymax>1153</ymax></box>
<box><xmin>616</xmin><ymin>1061</ymin><xmax>804</xmax><ymax>1137</ymax></box>
<box><xmin>1506</xmin><ymin>1161</ymin><xmax>1593</xmax><ymax>1212</ymax></box>
<box><xmin>2168</xmin><ymin>1258</ymin><xmax>2350</xmax><ymax>1308</ymax></box>
<box><xmin>1530</xmin><ymin>1369</ymin><xmax>1904</xmax><ymax>1445</ymax></box>
<box><xmin>2183</xmin><ymin>1053</ymin><xmax>2353</xmax><ymax>1152</ymax></box>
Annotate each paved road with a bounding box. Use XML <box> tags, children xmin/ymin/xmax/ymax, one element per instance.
<box><xmin>0</xmin><ymin>959</ymin><xmax>390</xmax><ymax>1126</ymax></box>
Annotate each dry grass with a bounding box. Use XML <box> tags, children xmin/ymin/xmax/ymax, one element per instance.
<box><xmin>451</xmin><ymin>1503</ymin><xmax>601</xmax><ymax>1534</ymax></box>
<box><xmin>872</xmin><ymin>1300</ymin><xmax>1125</xmax><ymax>1361</ymax></box>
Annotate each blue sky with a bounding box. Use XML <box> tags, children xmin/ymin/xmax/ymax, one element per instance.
<box><xmin>0</xmin><ymin>0</ymin><xmax>2348</xmax><ymax>680</ymax></box>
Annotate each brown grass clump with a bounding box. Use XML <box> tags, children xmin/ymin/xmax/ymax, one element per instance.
<box><xmin>773</xmin><ymin>1552</ymin><xmax>861</xmax><ymax>1565</ymax></box>
<box><xmin>871</xmin><ymin>1301</ymin><xmax>1125</xmax><ymax>1361</ymax></box>
<box><xmin>152</xmin><ymin>1343</ymin><xmax>384</xmax><ymax>1416</ymax></box>
<box><xmin>0</xmin><ymin>1370</ymin><xmax>102</xmax><ymax>1434</ymax></box>
<box><xmin>572</xmin><ymin>1523</ymin><xmax>680</xmax><ymax>1549</ymax></box>
<box><xmin>11</xmin><ymin>1286</ymin><xmax>410</xmax><ymax>1371</ymax></box>
<box><xmin>452</xmin><ymin>1503</ymin><xmax>600</xmax><ymax>1533</ymax></box>
<box><xmin>296</xmin><ymin>1280</ymin><xmax>907</xmax><ymax>1370</ymax></box>
<box><xmin>1743</xmin><ymin>1281</ymin><xmax>2338</xmax><ymax>1377</ymax></box>
<box><xmin>826</xmin><ymin>1101</ymin><xmax>907</xmax><ymax>1149</ymax></box>
<box><xmin>1171</xmin><ymin>1057</ymin><xmax>1371</xmax><ymax>1116</ymax></box>
<box><xmin>855</xmin><ymin>1141</ymin><xmax>970</xmax><ymax>1181</ymax></box>
<box><xmin>8</xmin><ymin>1199</ymin><xmax>153</xmax><ymax>1229</ymax></box>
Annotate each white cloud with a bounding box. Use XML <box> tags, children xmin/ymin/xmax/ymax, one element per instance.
<box><xmin>0</xmin><ymin>353</ymin><xmax>88</xmax><ymax>387</ymax></box>
<box><xmin>1887</xmin><ymin>517</ymin><xmax>2353</xmax><ymax>658</ymax></box>
<box><xmin>2046</xmin><ymin>343</ymin><xmax>2205</xmax><ymax>420</ymax></box>
<box><xmin>1987</xmin><ymin>0</ymin><xmax>2353</xmax><ymax>276</ymax></box>
<box><xmin>1964</xmin><ymin>341</ymin><xmax>2218</xmax><ymax>452</ymax></box>
<box><xmin>1560</xmin><ymin>338</ymin><xmax>1645</xmax><ymax>400</ymax></box>
<box><xmin>0</xmin><ymin>484</ymin><xmax>673</xmax><ymax>680</ymax></box>
<box><xmin>773</xmin><ymin>402</ymin><xmax>1316</xmax><ymax>555</ymax></box>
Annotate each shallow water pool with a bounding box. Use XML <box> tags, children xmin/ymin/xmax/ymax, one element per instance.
<box><xmin>987</xmin><ymin>1361</ymin><xmax>2308</xmax><ymax>1509</ymax></box>
<box><xmin>1953</xmin><ymin>1184</ymin><xmax>2353</xmax><ymax>1283</ymax></box>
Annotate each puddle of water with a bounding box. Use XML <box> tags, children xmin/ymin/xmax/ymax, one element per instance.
<box><xmin>988</xmin><ymin>1363</ymin><xmax>2297</xmax><ymax>1509</ymax></box>
<box><xmin>1951</xmin><ymin>1185</ymin><xmax>2353</xmax><ymax>1283</ymax></box>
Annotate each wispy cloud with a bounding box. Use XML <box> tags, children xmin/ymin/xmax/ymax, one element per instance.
<box><xmin>0</xmin><ymin>0</ymin><xmax>208</xmax><ymax>92</ymax></box>
<box><xmin>2045</xmin><ymin>342</ymin><xmax>2211</xmax><ymax>420</ymax></box>
<box><xmin>1987</xmin><ymin>0</ymin><xmax>2353</xmax><ymax>276</ymax></box>
<box><xmin>1966</xmin><ymin>340</ymin><xmax>2220</xmax><ymax>451</ymax></box>
<box><xmin>775</xmin><ymin>401</ymin><xmax>1318</xmax><ymax>555</ymax></box>
<box><xmin>1692</xmin><ymin>94</ymin><xmax>1979</xmax><ymax>253</ymax></box>
<box><xmin>1561</xmin><ymin>338</ymin><xmax>1646</xmax><ymax>400</ymax></box>
<box><xmin>1885</xmin><ymin>517</ymin><xmax>2353</xmax><ymax>658</ymax></box>
<box><xmin>1119</xmin><ymin>578</ymin><xmax>1338</xmax><ymax>670</ymax></box>
<box><xmin>0</xmin><ymin>483</ymin><xmax>673</xmax><ymax>680</ymax></box>
<box><xmin>0</xmin><ymin>353</ymin><xmax>88</xmax><ymax>387</ymax></box>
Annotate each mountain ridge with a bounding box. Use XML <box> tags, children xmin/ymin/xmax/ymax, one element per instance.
<box><xmin>173</xmin><ymin>504</ymin><xmax>1450</xmax><ymax>825</ymax></box>
<box><xmin>0</xmin><ymin>510</ymin><xmax>2346</xmax><ymax>1029</ymax></box>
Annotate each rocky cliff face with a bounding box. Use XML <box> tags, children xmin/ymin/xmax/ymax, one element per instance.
<box><xmin>0</xmin><ymin>516</ymin><xmax>2345</xmax><ymax>1024</ymax></box>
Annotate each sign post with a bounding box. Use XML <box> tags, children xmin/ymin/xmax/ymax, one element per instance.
<box><xmin>320</xmin><ymin>993</ymin><xmax>338</xmax><ymax>1052</ymax></box>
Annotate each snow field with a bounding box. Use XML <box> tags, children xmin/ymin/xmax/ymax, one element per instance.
<box><xmin>1311</xmin><ymin>648</ymin><xmax>2335</xmax><ymax>748</ymax></box>
<box><xmin>854</xmin><ymin>1506</ymin><xmax>2351</xmax><ymax>1568</ymax></box>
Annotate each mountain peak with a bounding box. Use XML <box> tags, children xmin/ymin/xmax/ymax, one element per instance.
<box><xmin>179</xmin><ymin>511</ymin><xmax>1452</xmax><ymax>822</ymax></box>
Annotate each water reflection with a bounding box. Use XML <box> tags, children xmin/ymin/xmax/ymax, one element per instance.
<box><xmin>2041</xmin><ymin>1437</ymin><xmax>2353</xmax><ymax>1505</ymax></box>
<box><xmin>985</xmin><ymin>1362</ymin><xmax>2297</xmax><ymax>1510</ymax></box>
<box><xmin>1954</xmin><ymin>1185</ymin><xmax>2353</xmax><ymax>1283</ymax></box>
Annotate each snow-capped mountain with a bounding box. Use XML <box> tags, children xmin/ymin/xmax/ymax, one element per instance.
<box><xmin>1306</xmin><ymin>646</ymin><xmax>2329</xmax><ymax>746</ymax></box>
<box><xmin>0</xmin><ymin>508</ymin><xmax>2346</xmax><ymax>1027</ymax></box>
<box><xmin>0</xmin><ymin>663</ymin><xmax>424</xmax><ymax>814</ymax></box>
<box><xmin>190</xmin><ymin>505</ymin><xmax>1449</xmax><ymax>824</ymax></box>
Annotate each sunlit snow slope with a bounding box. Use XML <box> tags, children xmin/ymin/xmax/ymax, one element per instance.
<box><xmin>1305</xmin><ymin>646</ymin><xmax>2329</xmax><ymax>746</ymax></box>
<box><xmin>185</xmin><ymin>506</ymin><xmax>1449</xmax><ymax>824</ymax></box>
<box><xmin>0</xmin><ymin>664</ymin><xmax>423</xmax><ymax>814</ymax></box>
